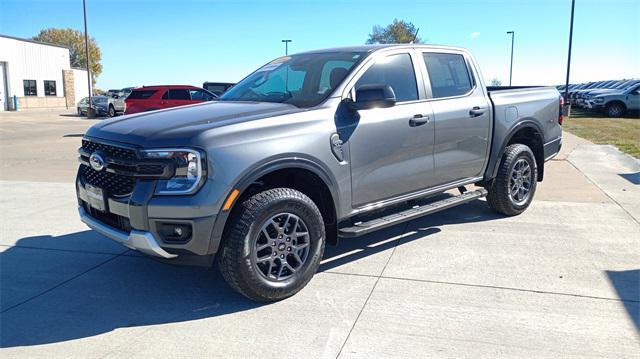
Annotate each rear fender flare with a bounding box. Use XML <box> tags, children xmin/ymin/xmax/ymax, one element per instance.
<box><xmin>485</xmin><ymin>120</ymin><xmax>545</xmax><ymax>181</ymax></box>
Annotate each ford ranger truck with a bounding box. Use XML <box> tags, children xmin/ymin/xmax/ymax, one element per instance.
<box><xmin>76</xmin><ymin>45</ymin><xmax>562</xmax><ymax>301</ymax></box>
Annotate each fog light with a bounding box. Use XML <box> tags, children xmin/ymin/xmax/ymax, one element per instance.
<box><xmin>158</xmin><ymin>223</ymin><xmax>192</xmax><ymax>242</ymax></box>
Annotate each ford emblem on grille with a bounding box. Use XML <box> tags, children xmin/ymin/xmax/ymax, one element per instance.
<box><xmin>89</xmin><ymin>152</ymin><xmax>105</xmax><ymax>171</ymax></box>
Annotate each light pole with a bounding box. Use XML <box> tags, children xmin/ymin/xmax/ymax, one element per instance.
<box><xmin>82</xmin><ymin>0</ymin><xmax>94</xmax><ymax>118</ymax></box>
<box><xmin>281</xmin><ymin>39</ymin><xmax>292</xmax><ymax>56</ymax></box>
<box><xmin>564</xmin><ymin>0</ymin><xmax>576</xmax><ymax>103</ymax></box>
<box><xmin>507</xmin><ymin>31</ymin><xmax>515</xmax><ymax>86</ymax></box>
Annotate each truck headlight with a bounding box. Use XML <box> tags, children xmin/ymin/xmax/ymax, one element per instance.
<box><xmin>141</xmin><ymin>149</ymin><xmax>206</xmax><ymax>195</ymax></box>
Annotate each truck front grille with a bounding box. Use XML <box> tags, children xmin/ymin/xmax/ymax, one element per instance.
<box><xmin>81</xmin><ymin>139</ymin><xmax>137</xmax><ymax>160</ymax></box>
<box><xmin>80</xmin><ymin>164</ymin><xmax>136</xmax><ymax>196</ymax></box>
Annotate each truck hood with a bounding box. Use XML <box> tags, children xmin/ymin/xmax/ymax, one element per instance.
<box><xmin>85</xmin><ymin>101</ymin><xmax>304</xmax><ymax>147</ymax></box>
<box><xmin>587</xmin><ymin>89</ymin><xmax>624</xmax><ymax>97</ymax></box>
<box><xmin>589</xmin><ymin>89</ymin><xmax>624</xmax><ymax>98</ymax></box>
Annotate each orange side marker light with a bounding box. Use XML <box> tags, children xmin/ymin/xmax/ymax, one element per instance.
<box><xmin>223</xmin><ymin>189</ymin><xmax>240</xmax><ymax>211</ymax></box>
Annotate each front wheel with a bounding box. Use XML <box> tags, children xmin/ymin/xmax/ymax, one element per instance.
<box><xmin>605</xmin><ymin>102</ymin><xmax>625</xmax><ymax>118</ymax></box>
<box><xmin>217</xmin><ymin>188</ymin><xmax>325</xmax><ymax>302</ymax></box>
<box><xmin>108</xmin><ymin>105</ymin><xmax>116</xmax><ymax>117</ymax></box>
<box><xmin>486</xmin><ymin>144</ymin><xmax>538</xmax><ymax>216</ymax></box>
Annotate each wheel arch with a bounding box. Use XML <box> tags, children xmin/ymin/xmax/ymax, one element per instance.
<box><xmin>605</xmin><ymin>100</ymin><xmax>627</xmax><ymax>111</ymax></box>
<box><xmin>486</xmin><ymin>120</ymin><xmax>545</xmax><ymax>182</ymax></box>
<box><xmin>209</xmin><ymin>156</ymin><xmax>340</xmax><ymax>254</ymax></box>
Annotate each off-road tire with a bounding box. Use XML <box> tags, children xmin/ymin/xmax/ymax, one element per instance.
<box><xmin>487</xmin><ymin>144</ymin><xmax>538</xmax><ymax>216</ymax></box>
<box><xmin>217</xmin><ymin>188</ymin><xmax>325</xmax><ymax>302</ymax></box>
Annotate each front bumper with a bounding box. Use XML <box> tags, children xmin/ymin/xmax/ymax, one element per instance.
<box><xmin>79</xmin><ymin>206</ymin><xmax>176</xmax><ymax>258</ymax></box>
<box><xmin>76</xmin><ymin>172</ymin><xmax>227</xmax><ymax>263</ymax></box>
<box><xmin>584</xmin><ymin>101</ymin><xmax>604</xmax><ymax>109</ymax></box>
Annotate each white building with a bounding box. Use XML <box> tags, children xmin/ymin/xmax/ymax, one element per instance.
<box><xmin>0</xmin><ymin>34</ymin><xmax>90</xmax><ymax>111</ymax></box>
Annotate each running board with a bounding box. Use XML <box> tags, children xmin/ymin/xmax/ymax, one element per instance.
<box><xmin>339</xmin><ymin>188</ymin><xmax>488</xmax><ymax>238</ymax></box>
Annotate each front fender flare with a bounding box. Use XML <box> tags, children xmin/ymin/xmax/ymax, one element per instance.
<box><xmin>207</xmin><ymin>155</ymin><xmax>340</xmax><ymax>254</ymax></box>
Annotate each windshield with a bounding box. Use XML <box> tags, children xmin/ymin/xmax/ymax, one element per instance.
<box><xmin>220</xmin><ymin>51</ymin><xmax>367</xmax><ymax>108</ymax></box>
<box><xmin>93</xmin><ymin>97</ymin><xmax>108</xmax><ymax>104</ymax></box>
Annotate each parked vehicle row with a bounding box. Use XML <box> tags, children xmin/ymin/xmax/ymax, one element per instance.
<box><xmin>558</xmin><ymin>79</ymin><xmax>640</xmax><ymax>117</ymax></box>
<box><xmin>124</xmin><ymin>85</ymin><xmax>217</xmax><ymax>114</ymax></box>
<box><xmin>78</xmin><ymin>85</ymin><xmax>220</xmax><ymax>117</ymax></box>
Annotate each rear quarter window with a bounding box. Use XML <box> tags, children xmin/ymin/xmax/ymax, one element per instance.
<box><xmin>127</xmin><ymin>90</ymin><xmax>157</xmax><ymax>99</ymax></box>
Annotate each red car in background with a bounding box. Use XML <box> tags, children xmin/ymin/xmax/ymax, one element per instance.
<box><xmin>124</xmin><ymin>85</ymin><xmax>217</xmax><ymax>115</ymax></box>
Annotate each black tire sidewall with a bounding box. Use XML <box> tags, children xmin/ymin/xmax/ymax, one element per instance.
<box><xmin>504</xmin><ymin>147</ymin><xmax>537</xmax><ymax>212</ymax></box>
<box><xmin>109</xmin><ymin>105</ymin><xmax>115</xmax><ymax>117</ymax></box>
<box><xmin>221</xmin><ymin>188</ymin><xmax>325</xmax><ymax>301</ymax></box>
<box><xmin>606</xmin><ymin>103</ymin><xmax>623</xmax><ymax>117</ymax></box>
<box><xmin>487</xmin><ymin>144</ymin><xmax>538</xmax><ymax>216</ymax></box>
<box><xmin>242</xmin><ymin>198</ymin><xmax>324</xmax><ymax>290</ymax></box>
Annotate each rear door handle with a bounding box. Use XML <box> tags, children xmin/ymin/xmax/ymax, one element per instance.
<box><xmin>469</xmin><ymin>107</ymin><xmax>486</xmax><ymax>117</ymax></box>
<box><xmin>409</xmin><ymin>114</ymin><xmax>430</xmax><ymax>127</ymax></box>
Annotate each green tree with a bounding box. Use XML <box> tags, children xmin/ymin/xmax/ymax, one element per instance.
<box><xmin>490</xmin><ymin>78</ymin><xmax>502</xmax><ymax>86</ymax></box>
<box><xmin>366</xmin><ymin>19</ymin><xmax>423</xmax><ymax>44</ymax></box>
<box><xmin>33</xmin><ymin>28</ymin><xmax>102</xmax><ymax>85</ymax></box>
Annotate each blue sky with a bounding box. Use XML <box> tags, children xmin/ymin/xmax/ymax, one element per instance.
<box><xmin>2</xmin><ymin>0</ymin><xmax>638</xmax><ymax>89</ymax></box>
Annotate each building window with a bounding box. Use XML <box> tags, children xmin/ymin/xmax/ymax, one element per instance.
<box><xmin>23</xmin><ymin>80</ymin><xmax>37</xmax><ymax>96</ymax></box>
<box><xmin>44</xmin><ymin>80</ymin><xmax>57</xmax><ymax>96</ymax></box>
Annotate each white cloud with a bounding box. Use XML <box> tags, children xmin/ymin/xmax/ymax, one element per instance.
<box><xmin>470</xmin><ymin>32</ymin><xmax>481</xmax><ymax>39</ymax></box>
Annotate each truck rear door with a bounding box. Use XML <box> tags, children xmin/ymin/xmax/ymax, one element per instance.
<box><xmin>346</xmin><ymin>50</ymin><xmax>436</xmax><ymax>207</ymax></box>
<box><xmin>420</xmin><ymin>51</ymin><xmax>491</xmax><ymax>185</ymax></box>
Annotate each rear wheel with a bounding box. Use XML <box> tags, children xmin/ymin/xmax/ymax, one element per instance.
<box><xmin>605</xmin><ymin>102</ymin><xmax>625</xmax><ymax>118</ymax></box>
<box><xmin>487</xmin><ymin>144</ymin><xmax>538</xmax><ymax>216</ymax></box>
<box><xmin>218</xmin><ymin>188</ymin><xmax>325</xmax><ymax>302</ymax></box>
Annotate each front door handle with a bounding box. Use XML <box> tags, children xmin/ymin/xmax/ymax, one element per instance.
<box><xmin>469</xmin><ymin>107</ymin><xmax>486</xmax><ymax>117</ymax></box>
<box><xmin>409</xmin><ymin>114</ymin><xmax>430</xmax><ymax>127</ymax></box>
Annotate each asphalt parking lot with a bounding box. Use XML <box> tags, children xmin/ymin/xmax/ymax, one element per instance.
<box><xmin>1</xmin><ymin>109</ymin><xmax>639</xmax><ymax>358</ymax></box>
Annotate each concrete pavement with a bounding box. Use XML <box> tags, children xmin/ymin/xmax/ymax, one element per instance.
<box><xmin>1</xmin><ymin>110</ymin><xmax>638</xmax><ymax>358</ymax></box>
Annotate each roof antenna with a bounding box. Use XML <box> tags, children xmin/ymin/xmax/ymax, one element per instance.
<box><xmin>410</xmin><ymin>27</ymin><xmax>420</xmax><ymax>44</ymax></box>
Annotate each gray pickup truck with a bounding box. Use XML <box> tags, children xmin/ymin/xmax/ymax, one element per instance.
<box><xmin>76</xmin><ymin>45</ymin><xmax>562</xmax><ymax>301</ymax></box>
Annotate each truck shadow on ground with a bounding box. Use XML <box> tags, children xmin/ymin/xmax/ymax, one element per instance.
<box><xmin>605</xmin><ymin>270</ymin><xmax>640</xmax><ymax>332</ymax></box>
<box><xmin>1</xmin><ymin>199</ymin><xmax>499</xmax><ymax>348</ymax></box>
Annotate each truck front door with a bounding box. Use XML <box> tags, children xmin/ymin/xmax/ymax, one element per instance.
<box><xmin>421</xmin><ymin>51</ymin><xmax>491</xmax><ymax>185</ymax></box>
<box><xmin>345</xmin><ymin>51</ymin><xmax>436</xmax><ymax>207</ymax></box>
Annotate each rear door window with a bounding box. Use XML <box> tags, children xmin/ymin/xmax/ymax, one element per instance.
<box><xmin>166</xmin><ymin>89</ymin><xmax>191</xmax><ymax>100</ymax></box>
<box><xmin>127</xmin><ymin>90</ymin><xmax>157</xmax><ymax>99</ymax></box>
<box><xmin>423</xmin><ymin>53</ymin><xmax>473</xmax><ymax>98</ymax></box>
<box><xmin>355</xmin><ymin>53</ymin><xmax>418</xmax><ymax>102</ymax></box>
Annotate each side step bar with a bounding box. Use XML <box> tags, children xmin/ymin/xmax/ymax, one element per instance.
<box><xmin>339</xmin><ymin>188</ymin><xmax>488</xmax><ymax>238</ymax></box>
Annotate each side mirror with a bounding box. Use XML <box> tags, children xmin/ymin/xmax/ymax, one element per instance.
<box><xmin>349</xmin><ymin>85</ymin><xmax>396</xmax><ymax>111</ymax></box>
<box><xmin>113</xmin><ymin>95</ymin><xmax>119</xmax><ymax>99</ymax></box>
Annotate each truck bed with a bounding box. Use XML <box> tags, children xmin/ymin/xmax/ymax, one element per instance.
<box><xmin>484</xmin><ymin>85</ymin><xmax>563</xmax><ymax>178</ymax></box>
